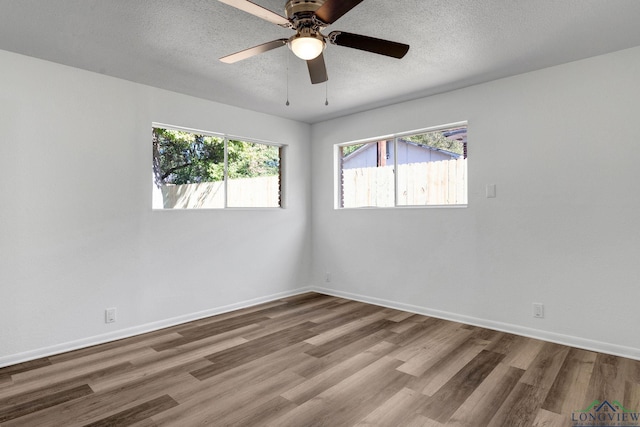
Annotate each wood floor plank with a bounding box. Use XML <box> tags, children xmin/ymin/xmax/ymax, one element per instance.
<box><xmin>305</xmin><ymin>319</ymin><xmax>396</xmax><ymax>358</ymax></box>
<box><xmin>304</xmin><ymin>310</ymin><xmax>392</xmax><ymax>346</ymax></box>
<box><xmin>386</xmin><ymin>310</ymin><xmax>419</xmax><ymax>323</ymax></box>
<box><xmin>403</xmin><ymin>414</ymin><xmax>445</xmax><ymax>427</ymax></box>
<box><xmin>410</xmin><ymin>337</ymin><xmax>488</xmax><ymax>395</ymax></box>
<box><xmin>531</xmin><ymin>408</ymin><xmax>567</xmax><ymax>427</ymax></box>
<box><xmin>541</xmin><ymin>347</ymin><xmax>596</xmax><ymax>415</ymax></box>
<box><xmin>519</xmin><ymin>342</ymin><xmax>570</xmax><ymax>390</ymax></box>
<box><xmin>486</xmin><ymin>382</ymin><xmax>541</xmax><ymax>427</ymax></box>
<box><xmin>624</xmin><ymin>380</ymin><xmax>640</xmax><ymax>414</ymax></box>
<box><xmin>0</xmin><ymin>358</ymin><xmax>51</xmax><ymax>377</ymax></box>
<box><xmin>581</xmin><ymin>352</ymin><xmax>628</xmax><ymax>409</ymax></box>
<box><xmin>385</xmin><ymin>317</ymin><xmax>446</xmax><ymax>346</ymax></box>
<box><xmin>91</xmin><ymin>335</ymin><xmax>247</xmax><ymax>392</ymax></box>
<box><xmin>151</xmin><ymin>342</ymin><xmax>314</xmax><ymax>425</ymax></box>
<box><xmin>388</xmin><ymin>315</ymin><xmax>427</xmax><ymax>334</ymax></box>
<box><xmin>484</xmin><ymin>333</ymin><xmax>528</xmax><ymax>357</ymax></box>
<box><xmin>624</xmin><ymin>358</ymin><xmax>640</xmax><ymax>384</ymax></box>
<box><xmin>47</xmin><ymin>330</ymin><xmax>184</xmax><ymax>364</ymax></box>
<box><xmin>1</xmin><ymin>346</ymin><xmax>158</xmax><ymax>399</ymax></box>
<box><xmin>84</xmin><ymin>394</ymin><xmax>178</xmax><ymax>427</ymax></box>
<box><xmin>446</xmin><ymin>363</ymin><xmax>524</xmax><ymax>427</ymax></box>
<box><xmin>0</xmin><ymin>292</ymin><xmax>638</xmax><ymax>426</ymax></box>
<box><xmin>240</xmin><ymin>302</ymin><xmax>338</xmax><ymax>340</ymax></box>
<box><xmin>485</xmin><ymin>342</ymin><xmax>570</xmax><ymax>427</ymax></box>
<box><xmin>460</xmin><ymin>325</ymin><xmax>503</xmax><ymax>342</ymax></box>
<box><xmin>165</xmin><ymin>341</ymin><xmax>314</xmax><ymax>405</ymax></box>
<box><xmin>267</xmin><ymin>295</ymin><xmax>344</xmax><ymax>319</ymax></box>
<box><xmin>501</xmin><ymin>337</ymin><xmax>546</xmax><ymax>370</ymax></box>
<box><xmin>268</xmin><ymin>356</ymin><xmax>410</xmax><ymax>427</ymax></box>
<box><xmin>0</xmin><ymin>384</ymin><xmax>93</xmax><ymax>424</ymax></box>
<box><xmin>226</xmin><ymin>395</ymin><xmax>298</xmax><ymax>426</ymax></box>
<box><xmin>152</xmin><ymin>312</ymin><xmax>270</xmax><ymax>351</ymax></box>
<box><xmin>303</xmin><ymin>299</ymin><xmax>360</xmax><ymax>323</ymax></box>
<box><xmin>306</xmin><ymin>301</ymin><xmax>386</xmax><ymax>333</ymax></box>
<box><xmin>0</xmin><ymin>375</ymin><xmax>12</xmax><ymax>387</ymax></box>
<box><xmin>154</xmin><ymin>371</ymin><xmax>305</xmax><ymax>426</ymax></box>
<box><xmin>2</xmin><ymin>371</ymin><xmax>197</xmax><ymax>427</ymax></box>
<box><xmin>391</xmin><ymin>320</ymin><xmax>462</xmax><ymax>363</ymax></box>
<box><xmin>282</xmin><ymin>340</ymin><xmax>397</xmax><ymax>404</ymax></box>
<box><xmin>0</xmin><ymin>362</ymin><xmax>133</xmax><ymax>411</ymax></box>
<box><xmin>191</xmin><ymin>321</ymin><xmax>317</xmax><ymax>380</ymax></box>
<box><xmin>419</xmin><ymin>350</ymin><xmax>505</xmax><ymax>423</ymax></box>
<box><xmin>173</xmin><ymin>299</ymin><xmax>287</xmax><ymax>329</ymax></box>
<box><xmin>291</xmin><ymin>329</ymin><xmax>395</xmax><ymax>379</ymax></box>
<box><xmin>354</xmin><ymin>387</ymin><xmax>429</xmax><ymax>426</ymax></box>
<box><xmin>397</xmin><ymin>327</ymin><xmax>474</xmax><ymax>379</ymax></box>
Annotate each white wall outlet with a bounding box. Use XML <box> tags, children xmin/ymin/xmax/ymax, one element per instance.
<box><xmin>105</xmin><ymin>307</ymin><xmax>117</xmax><ymax>323</ymax></box>
<box><xmin>533</xmin><ymin>303</ymin><xmax>544</xmax><ymax>318</ymax></box>
<box><xmin>325</xmin><ymin>272</ymin><xmax>331</xmax><ymax>282</ymax></box>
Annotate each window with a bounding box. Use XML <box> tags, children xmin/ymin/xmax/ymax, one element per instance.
<box><xmin>152</xmin><ymin>126</ymin><xmax>282</xmax><ymax>209</ymax></box>
<box><xmin>338</xmin><ymin>123</ymin><xmax>467</xmax><ymax>208</ymax></box>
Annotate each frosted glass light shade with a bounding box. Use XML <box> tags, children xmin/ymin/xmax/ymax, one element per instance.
<box><xmin>290</xmin><ymin>36</ymin><xmax>325</xmax><ymax>60</ymax></box>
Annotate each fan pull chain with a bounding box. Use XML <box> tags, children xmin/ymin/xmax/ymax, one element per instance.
<box><xmin>285</xmin><ymin>50</ymin><xmax>290</xmax><ymax>106</ymax></box>
<box><xmin>325</xmin><ymin>81</ymin><xmax>329</xmax><ymax>106</ymax></box>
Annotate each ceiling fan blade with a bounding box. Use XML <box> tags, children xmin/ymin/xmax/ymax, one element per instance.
<box><xmin>217</xmin><ymin>0</ymin><xmax>290</xmax><ymax>27</ymax></box>
<box><xmin>315</xmin><ymin>0</ymin><xmax>364</xmax><ymax>25</ymax></box>
<box><xmin>220</xmin><ymin>39</ymin><xmax>288</xmax><ymax>63</ymax></box>
<box><xmin>307</xmin><ymin>53</ymin><xmax>328</xmax><ymax>84</ymax></box>
<box><xmin>328</xmin><ymin>31</ymin><xmax>409</xmax><ymax>59</ymax></box>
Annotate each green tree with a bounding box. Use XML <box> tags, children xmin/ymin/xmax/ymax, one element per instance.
<box><xmin>152</xmin><ymin>128</ymin><xmax>280</xmax><ymax>187</ymax></box>
<box><xmin>341</xmin><ymin>143</ymin><xmax>365</xmax><ymax>158</ymax></box>
<box><xmin>404</xmin><ymin>130</ymin><xmax>464</xmax><ymax>155</ymax></box>
<box><xmin>228</xmin><ymin>140</ymin><xmax>280</xmax><ymax>179</ymax></box>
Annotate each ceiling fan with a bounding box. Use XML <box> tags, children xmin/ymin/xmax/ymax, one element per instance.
<box><xmin>217</xmin><ymin>0</ymin><xmax>410</xmax><ymax>84</ymax></box>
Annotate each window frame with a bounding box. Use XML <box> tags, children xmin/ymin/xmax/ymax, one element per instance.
<box><xmin>335</xmin><ymin>122</ymin><xmax>468</xmax><ymax>209</ymax></box>
<box><xmin>152</xmin><ymin>123</ymin><xmax>285</xmax><ymax>210</ymax></box>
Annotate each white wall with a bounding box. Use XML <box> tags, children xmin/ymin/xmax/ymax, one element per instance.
<box><xmin>0</xmin><ymin>50</ymin><xmax>312</xmax><ymax>366</ymax></box>
<box><xmin>310</xmin><ymin>46</ymin><xmax>640</xmax><ymax>358</ymax></box>
<box><xmin>2</xmin><ymin>44</ymin><xmax>640</xmax><ymax>366</ymax></box>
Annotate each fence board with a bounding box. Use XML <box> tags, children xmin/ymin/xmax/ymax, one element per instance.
<box><xmin>159</xmin><ymin>176</ymin><xmax>280</xmax><ymax>209</ymax></box>
<box><xmin>342</xmin><ymin>159</ymin><xmax>467</xmax><ymax>207</ymax></box>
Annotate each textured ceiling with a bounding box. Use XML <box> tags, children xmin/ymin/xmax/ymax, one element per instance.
<box><xmin>2</xmin><ymin>0</ymin><xmax>640</xmax><ymax>123</ymax></box>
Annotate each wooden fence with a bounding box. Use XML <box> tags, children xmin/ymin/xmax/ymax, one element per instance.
<box><xmin>160</xmin><ymin>176</ymin><xmax>280</xmax><ymax>209</ymax></box>
<box><xmin>342</xmin><ymin>158</ymin><xmax>467</xmax><ymax>207</ymax></box>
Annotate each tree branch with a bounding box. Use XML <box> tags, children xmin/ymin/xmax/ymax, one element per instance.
<box><xmin>161</xmin><ymin>162</ymin><xmax>194</xmax><ymax>181</ymax></box>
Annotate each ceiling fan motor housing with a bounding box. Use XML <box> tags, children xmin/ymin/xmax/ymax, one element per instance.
<box><xmin>285</xmin><ymin>0</ymin><xmax>327</xmax><ymax>26</ymax></box>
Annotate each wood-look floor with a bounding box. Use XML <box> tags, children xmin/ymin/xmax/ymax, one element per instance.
<box><xmin>1</xmin><ymin>292</ymin><xmax>639</xmax><ymax>426</ymax></box>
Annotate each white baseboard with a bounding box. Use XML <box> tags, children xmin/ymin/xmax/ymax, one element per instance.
<box><xmin>3</xmin><ymin>284</ymin><xmax>638</xmax><ymax>368</ymax></box>
<box><xmin>312</xmin><ymin>286</ymin><xmax>640</xmax><ymax>361</ymax></box>
<box><xmin>0</xmin><ymin>287</ymin><xmax>313</xmax><ymax>369</ymax></box>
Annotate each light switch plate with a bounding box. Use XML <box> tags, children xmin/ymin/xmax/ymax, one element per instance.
<box><xmin>486</xmin><ymin>184</ymin><xmax>496</xmax><ymax>198</ymax></box>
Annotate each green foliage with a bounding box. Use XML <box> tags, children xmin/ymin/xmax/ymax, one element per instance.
<box><xmin>404</xmin><ymin>130</ymin><xmax>464</xmax><ymax>155</ymax></box>
<box><xmin>227</xmin><ymin>140</ymin><xmax>280</xmax><ymax>179</ymax></box>
<box><xmin>341</xmin><ymin>144</ymin><xmax>365</xmax><ymax>158</ymax></box>
<box><xmin>152</xmin><ymin>128</ymin><xmax>280</xmax><ymax>187</ymax></box>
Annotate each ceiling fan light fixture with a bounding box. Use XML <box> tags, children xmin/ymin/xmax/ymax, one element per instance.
<box><xmin>289</xmin><ymin>31</ymin><xmax>325</xmax><ymax>60</ymax></box>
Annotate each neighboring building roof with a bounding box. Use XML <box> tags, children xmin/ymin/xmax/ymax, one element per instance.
<box><xmin>397</xmin><ymin>138</ymin><xmax>461</xmax><ymax>159</ymax></box>
<box><xmin>343</xmin><ymin>138</ymin><xmax>461</xmax><ymax>162</ymax></box>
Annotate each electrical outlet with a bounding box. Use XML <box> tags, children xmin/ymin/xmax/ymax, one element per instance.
<box><xmin>105</xmin><ymin>308</ymin><xmax>117</xmax><ymax>323</ymax></box>
<box><xmin>533</xmin><ymin>303</ymin><xmax>544</xmax><ymax>319</ymax></box>
<box><xmin>325</xmin><ymin>272</ymin><xmax>331</xmax><ymax>282</ymax></box>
